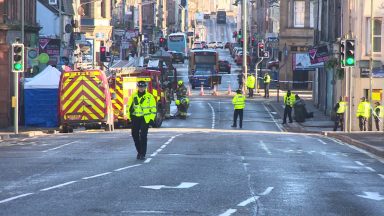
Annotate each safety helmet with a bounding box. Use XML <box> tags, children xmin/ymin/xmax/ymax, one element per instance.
<box><xmin>137</xmin><ymin>81</ymin><xmax>147</xmax><ymax>88</ymax></box>
<box><xmin>175</xmin><ymin>99</ymin><xmax>180</xmax><ymax>105</ymax></box>
<box><xmin>177</xmin><ymin>80</ymin><xmax>183</xmax><ymax>86</ymax></box>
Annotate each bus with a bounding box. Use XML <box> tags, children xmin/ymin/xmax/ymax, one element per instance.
<box><xmin>167</xmin><ymin>33</ymin><xmax>188</xmax><ymax>58</ymax></box>
<box><xmin>217</xmin><ymin>10</ymin><xmax>226</xmax><ymax>24</ymax></box>
<box><xmin>188</xmin><ymin>50</ymin><xmax>220</xmax><ymax>88</ymax></box>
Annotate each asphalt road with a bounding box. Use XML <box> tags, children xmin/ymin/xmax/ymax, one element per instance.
<box><xmin>1</xmin><ymin>17</ymin><xmax>384</xmax><ymax>216</ymax></box>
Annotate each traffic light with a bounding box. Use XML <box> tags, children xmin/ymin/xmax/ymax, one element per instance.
<box><xmin>100</xmin><ymin>46</ymin><xmax>106</xmax><ymax>62</ymax></box>
<box><xmin>181</xmin><ymin>0</ymin><xmax>186</xmax><ymax>7</ymax></box>
<box><xmin>340</xmin><ymin>40</ymin><xmax>345</xmax><ymax>68</ymax></box>
<box><xmin>233</xmin><ymin>31</ymin><xmax>237</xmax><ymax>38</ymax></box>
<box><xmin>251</xmin><ymin>37</ymin><xmax>256</xmax><ymax>47</ymax></box>
<box><xmin>345</xmin><ymin>39</ymin><xmax>355</xmax><ymax>67</ymax></box>
<box><xmin>159</xmin><ymin>37</ymin><xmax>166</xmax><ymax>47</ymax></box>
<box><xmin>258</xmin><ymin>42</ymin><xmax>265</xmax><ymax>58</ymax></box>
<box><xmin>12</xmin><ymin>43</ymin><xmax>24</xmax><ymax>72</ymax></box>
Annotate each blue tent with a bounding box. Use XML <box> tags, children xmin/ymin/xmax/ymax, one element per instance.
<box><xmin>24</xmin><ymin>66</ymin><xmax>61</xmax><ymax>127</ymax></box>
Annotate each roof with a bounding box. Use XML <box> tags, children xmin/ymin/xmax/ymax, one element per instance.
<box><xmin>37</xmin><ymin>0</ymin><xmax>75</xmax><ymax>16</ymax></box>
<box><xmin>24</xmin><ymin>65</ymin><xmax>61</xmax><ymax>89</ymax></box>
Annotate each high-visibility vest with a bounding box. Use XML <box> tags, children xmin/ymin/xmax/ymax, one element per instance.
<box><xmin>337</xmin><ymin>101</ymin><xmax>347</xmax><ymax>114</ymax></box>
<box><xmin>246</xmin><ymin>75</ymin><xmax>256</xmax><ymax>89</ymax></box>
<box><xmin>263</xmin><ymin>74</ymin><xmax>271</xmax><ymax>84</ymax></box>
<box><xmin>284</xmin><ymin>94</ymin><xmax>295</xmax><ymax>107</ymax></box>
<box><xmin>127</xmin><ymin>91</ymin><xmax>157</xmax><ymax>124</ymax></box>
<box><xmin>232</xmin><ymin>94</ymin><xmax>246</xmax><ymax>109</ymax></box>
<box><xmin>375</xmin><ymin>105</ymin><xmax>384</xmax><ymax>118</ymax></box>
<box><xmin>356</xmin><ymin>101</ymin><xmax>370</xmax><ymax>118</ymax></box>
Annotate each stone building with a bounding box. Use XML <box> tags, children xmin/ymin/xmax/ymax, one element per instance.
<box><xmin>0</xmin><ymin>0</ymin><xmax>40</xmax><ymax>128</ymax></box>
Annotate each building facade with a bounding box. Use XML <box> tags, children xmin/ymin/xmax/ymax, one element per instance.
<box><xmin>279</xmin><ymin>0</ymin><xmax>315</xmax><ymax>90</ymax></box>
<box><xmin>0</xmin><ymin>0</ymin><xmax>40</xmax><ymax>128</ymax></box>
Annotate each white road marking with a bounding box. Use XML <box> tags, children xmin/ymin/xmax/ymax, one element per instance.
<box><xmin>42</xmin><ymin>141</ymin><xmax>78</xmax><ymax>152</ymax></box>
<box><xmin>82</xmin><ymin>172</ymin><xmax>112</xmax><ymax>180</ymax></box>
<box><xmin>140</xmin><ymin>182</ymin><xmax>198</xmax><ymax>190</ymax></box>
<box><xmin>218</xmin><ymin>209</ymin><xmax>237</xmax><ymax>216</ymax></box>
<box><xmin>317</xmin><ymin>139</ymin><xmax>327</xmax><ymax>145</ymax></box>
<box><xmin>208</xmin><ymin>103</ymin><xmax>215</xmax><ymax>129</ymax></box>
<box><xmin>161</xmin><ymin>144</ymin><xmax>166</xmax><ymax>148</ymax></box>
<box><xmin>151</xmin><ymin>152</ymin><xmax>158</xmax><ymax>157</ymax></box>
<box><xmin>365</xmin><ymin>167</ymin><xmax>376</xmax><ymax>172</ymax></box>
<box><xmin>0</xmin><ymin>193</ymin><xmax>34</xmax><ymax>204</ymax></box>
<box><xmin>378</xmin><ymin>174</ymin><xmax>384</xmax><ymax>179</ymax></box>
<box><xmin>144</xmin><ymin>158</ymin><xmax>152</xmax><ymax>163</ymax></box>
<box><xmin>259</xmin><ymin>140</ymin><xmax>271</xmax><ymax>155</ymax></box>
<box><xmin>355</xmin><ymin>161</ymin><xmax>364</xmax><ymax>166</ymax></box>
<box><xmin>114</xmin><ymin>164</ymin><xmax>142</xmax><ymax>171</ymax></box>
<box><xmin>357</xmin><ymin>192</ymin><xmax>384</xmax><ymax>201</ymax></box>
<box><xmin>40</xmin><ymin>181</ymin><xmax>77</xmax><ymax>191</ymax></box>
<box><xmin>259</xmin><ymin>187</ymin><xmax>274</xmax><ymax>195</ymax></box>
<box><xmin>237</xmin><ymin>196</ymin><xmax>259</xmax><ymax>207</ymax></box>
<box><xmin>263</xmin><ymin>103</ymin><xmax>284</xmax><ymax>132</ymax></box>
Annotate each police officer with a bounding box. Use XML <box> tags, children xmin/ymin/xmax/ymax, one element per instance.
<box><xmin>231</xmin><ymin>89</ymin><xmax>246</xmax><ymax>128</ymax></box>
<box><xmin>333</xmin><ymin>96</ymin><xmax>347</xmax><ymax>131</ymax></box>
<box><xmin>283</xmin><ymin>90</ymin><xmax>295</xmax><ymax>124</ymax></box>
<box><xmin>263</xmin><ymin>72</ymin><xmax>271</xmax><ymax>98</ymax></box>
<box><xmin>356</xmin><ymin>97</ymin><xmax>370</xmax><ymax>131</ymax></box>
<box><xmin>374</xmin><ymin>102</ymin><xmax>384</xmax><ymax>131</ymax></box>
<box><xmin>246</xmin><ymin>74</ymin><xmax>256</xmax><ymax>98</ymax></box>
<box><xmin>127</xmin><ymin>81</ymin><xmax>157</xmax><ymax>160</ymax></box>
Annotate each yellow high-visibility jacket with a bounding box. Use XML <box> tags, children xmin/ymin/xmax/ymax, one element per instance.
<box><xmin>246</xmin><ymin>75</ymin><xmax>256</xmax><ymax>89</ymax></box>
<box><xmin>127</xmin><ymin>91</ymin><xmax>157</xmax><ymax>124</ymax></box>
<box><xmin>284</xmin><ymin>93</ymin><xmax>296</xmax><ymax>107</ymax></box>
<box><xmin>356</xmin><ymin>101</ymin><xmax>370</xmax><ymax>118</ymax></box>
<box><xmin>232</xmin><ymin>93</ymin><xmax>246</xmax><ymax>110</ymax></box>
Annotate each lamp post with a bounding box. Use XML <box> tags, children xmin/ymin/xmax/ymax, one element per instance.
<box><xmin>369</xmin><ymin>0</ymin><xmax>374</xmax><ymax>130</ymax></box>
<box><xmin>242</xmin><ymin>0</ymin><xmax>248</xmax><ymax>93</ymax></box>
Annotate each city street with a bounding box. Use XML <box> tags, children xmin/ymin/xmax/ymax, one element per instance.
<box><xmin>1</xmin><ymin>97</ymin><xmax>384</xmax><ymax>215</ymax></box>
<box><xmin>1</xmin><ymin>12</ymin><xmax>384</xmax><ymax>216</ymax></box>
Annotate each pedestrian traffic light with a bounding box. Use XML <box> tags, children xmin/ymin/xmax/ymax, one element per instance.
<box><xmin>258</xmin><ymin>42</ymin><xmax>265</xmax><ymax>58</ymax></box>
<box><xmin>251</xmin><ymin>37</ymin><xmax>256</xmax><ymax>47</ymax></box>
<box><xmin>345</xmin><ymin>39</ymin><xmax>355</xmax><ymax>67</ymax></box>
<box><xmin>159</xmin><ymin>37</ymin><xmax>166</xmax><ymax>47</ymax></box>
<box><xmin>340</xmin><ymin>40</ymin><xmax>345</xmax><ymax>68</ymax></box>
<box><xmin>12</xmin><ymin>43</ymin><xmax>24</xmax><ymax>72</ymax></box>
<box><xmin>100</xmin><ymin>46</ymin><xmax>107</xmax><ymax>62</ymax></box>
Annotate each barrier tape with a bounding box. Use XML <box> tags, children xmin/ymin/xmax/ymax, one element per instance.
<box><xmin>166</xmin><ymin>74</ymin><xmax>314</xmax><ymax>83</ymax></box>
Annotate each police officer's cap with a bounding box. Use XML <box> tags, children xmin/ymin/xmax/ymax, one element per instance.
<box><xmin>137</xmin><ymin>81</ymin><xmax>147</xmax><ymax>87</ymax></box>
<box><xmin>236</xmin><ymin>89</ymin><xmax>242</xmax><ymax>94</ymax></box>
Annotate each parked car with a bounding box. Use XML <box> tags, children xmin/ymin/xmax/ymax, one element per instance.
<box><xmin>201</xmin><ymin>41</ymin><xmax>208</xmax><ymax>49</ymax></box>
<box><xmin>232</xmin><ymin>47</ymin><xmax>243</xmax><ymax>58</ymax></box>
<box><xmin>169</xmin><ymin>51</ymin><xmax>185</xmax><ymax>63</ymax></box>
<box><xmin>216</xmin><ymin>41</ymin><xmax>224</xmax><ymax>48</ymax></box>
<box><xmin>207</xmin><ymin>41</ymin><xmax>216</xmax><ymax>49</ymax></box>
<box><xmin>235</xmin><ymin>52</ymin><xmax>251</xmax><ymax>66</ymax></box>
<box><xmin>192</xmin><ymin>42</ymin><xmax>203</xmax><ymax>50</ymax></box>
<box><xmin>218</xmin><ymin>60</ymin><xmax>231</xmax><ymax>74</ymax></box>
<box><xmin>189</xmin><ymin>68</ymin><xmax>215</xmax><ymax>89</ymax></box>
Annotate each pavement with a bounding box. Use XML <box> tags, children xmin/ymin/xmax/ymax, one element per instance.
<box><xmin>1</xmin><ymin>88</ymin><xmax>383</xmax><ymax>158</ymax></box>
<box><xmin>263</xmin><ymin>89</ymin><xmax>384</xmax><ymax>158</ymax></box>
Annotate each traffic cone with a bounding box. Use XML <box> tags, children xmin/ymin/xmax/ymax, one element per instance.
<box><xmin>227</xmin><ymin>83</ymin><xmax>232</xmax><ymax>95</ymax></box>
<box><xmin>199</xmin><ymin>84</ymin><xmax>204</xmax><ymax>96</ymax></box>
<box><xmin>212</xmin><ymin>85</ymin><xmax>219</xmax><ymax>96</ymax></box>
<box><xmin>187</xmin><ymin>85</ymin><xmax>192</xmax><ymax>96</ymax></box>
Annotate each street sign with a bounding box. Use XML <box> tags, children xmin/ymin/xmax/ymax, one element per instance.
<box><xmin>263</xmin><ymin>51</ymin><xmax>270</xmax><ymax>58</ymax></box>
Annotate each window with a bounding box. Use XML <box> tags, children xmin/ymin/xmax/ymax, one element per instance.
<box><xmin>367</xmin><ymin>18</ymin><xmax>382</xmax><ymax>53</ymax></box>
<box><xmin>310</xmin><ymin>1</ymin><xmax>314</xmax><ymax>28</ymax></box>
<box><xmin>294</xmin><ymin>1</ymin><xmax>305</xmax><ymax>28</ymax></box>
